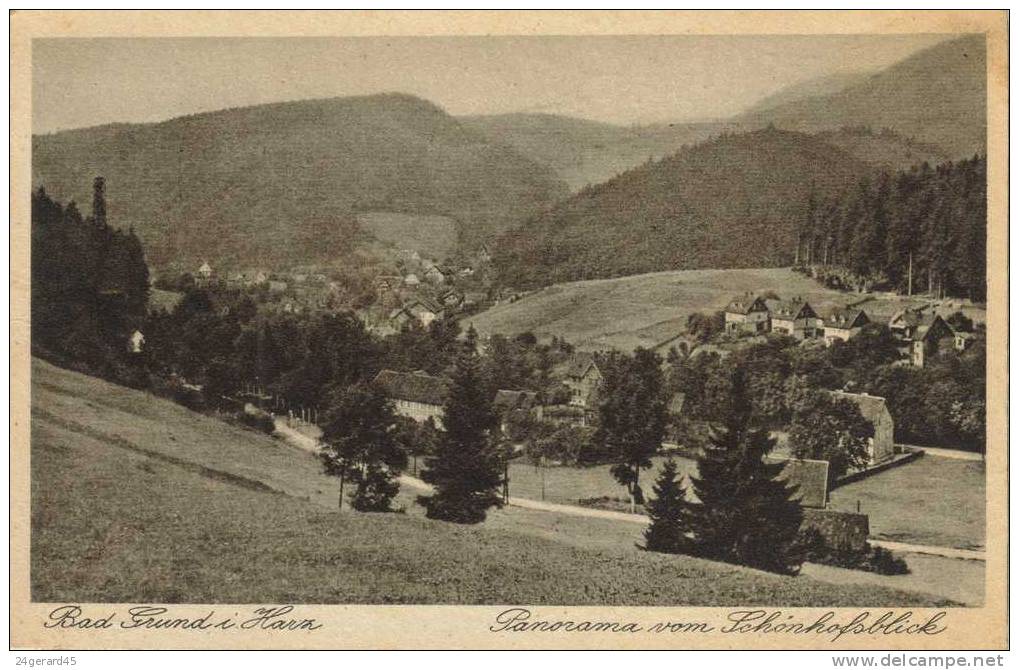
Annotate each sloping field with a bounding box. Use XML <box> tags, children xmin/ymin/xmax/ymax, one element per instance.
<box><xmin>828</xmin><ymin>455</ymin><xmax>986</xmax><ymax>551</ymax></box>
<box><xmin>30</xmin><ymin>358</ymin><xmax>951</xmax><ymax>606</ymax></box>
<box><xmin>357</xmin><ymin>211</ymin><xmax>458</xmax><ymax>260</ymax></box>
<box><xmin>469</xmin><ymin>267</ymin><xmax>849</xmax><ymax>351</ymax></box>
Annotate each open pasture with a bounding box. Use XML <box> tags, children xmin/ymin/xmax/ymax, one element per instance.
<box><xmin>468</xmin><ymin>267</ymin><xmax>849</xmax><ymax>351</ymax></box>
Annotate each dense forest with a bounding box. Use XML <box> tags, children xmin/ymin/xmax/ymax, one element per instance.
<box><xmin>795</xmin><ymin>155</ymin><xmax>986</xmax><ymax>301</ymax></box>
<box><xmin>31</xmin><ymin>181</ymin><xmax>150</xmax><ymax>379</ymax></box>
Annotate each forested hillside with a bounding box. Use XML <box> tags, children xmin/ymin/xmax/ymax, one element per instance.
<box><xmin>795</xmin><ymin>155</ymin><xmax>986</xmax><ymax>301</ymax></box>
<box><xmin>32</xmin><ymin>94</ymin><xmax>568</xmax><ymax>270</ymax></box>
<box><xmin>493</xmin><ymin>128</ymin><xmax>875</xmax><ymax>289</ymax></box>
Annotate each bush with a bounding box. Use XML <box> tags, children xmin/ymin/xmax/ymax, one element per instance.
<box><xmin>797</xmin><ymin>528</ymin><xmax>909</xmax><ymax>575</ymax></box>
<box><xmin>240</xmin><ymin>410</ymin><xmax>276</xmax><ymax>434</ymax></box>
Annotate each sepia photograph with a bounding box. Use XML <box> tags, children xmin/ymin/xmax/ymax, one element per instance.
<box><xmin>9</xmin><ymin>9</ymin><xmax>1008</xmax><ymax>652</ymax></box>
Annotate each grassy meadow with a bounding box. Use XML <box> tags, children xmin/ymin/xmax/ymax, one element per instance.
<box><xmin>467</xmin><ymin>267</ymin><xmax>986</xmax><ymax>352</ymax></box>
<box><xmin>828</xmin><ymin>456</ymin><xmax>986</xmax><ymax>551</ymax></box>
<box><xmin>468</xmin><ymin>267</ymin><xmax>850</xmax><ymax>351</ymax></box>
<box><xmin>358</xmin><ymin>211</ymin><xmax>458</xmax><ymax>260</ymax></box>
<box><xmin>30</xmin><ymin>358</ymin><xmax>954</xmax><ymax>606</ymax></box>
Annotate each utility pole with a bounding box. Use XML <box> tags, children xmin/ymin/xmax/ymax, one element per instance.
<box><xmin>907</xmin><ymin>252</ymin><xmax>913</xmax><ymax>296</ymax></box>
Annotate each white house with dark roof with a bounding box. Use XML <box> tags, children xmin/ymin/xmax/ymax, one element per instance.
<box><xmin>766</xmin><ymin>298</ymin><xmax>823</xmax><ymax>340</ymax></box>
<box><xmin>560</xmin><ymin>352</ymin><xmax>603</xmax><ymax>408</ymax></box>
<box><xmin>830</xmin><ymin>390</ymin><xmax>895</xmax><ymax>465</ymax></box>
<box><xmin>373</xmin><ymin>370</ymin><xmax>450</xmax><ymax>425</ymax></box>
<box><xmin>823</xmin><ymin>307</ymin><xmax>869</xmax><ymax>345</ymax></box>
<box><xmin>724</xmin><ymin>293</ymin><xmax>770</xmax><ymax>336</ymax></box>
<box><xmin>888</xmin><ymin>309</ymin><xmax>955</xmax><ymax>367</ymax></box>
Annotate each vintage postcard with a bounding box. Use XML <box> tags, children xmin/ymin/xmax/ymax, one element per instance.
<box><xmin>9</xmin><ymin>10</ymin><xmax>1008</xmax><ymax>651</ymax></box>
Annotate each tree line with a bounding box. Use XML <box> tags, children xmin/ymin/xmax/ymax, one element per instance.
<box><xmin>31</xmin><ymin>181</ymin><xmax>150</xmax><ymax>381</ymax></box>
<box><xmin>667</xmin><ymin>317</ymin><xmax>986</xmax><ymax>455</ymax></box>
<box><xmin>795</xmin><ymin>155</ymin><xmax>986</xmax><ymax>301</ymax></box>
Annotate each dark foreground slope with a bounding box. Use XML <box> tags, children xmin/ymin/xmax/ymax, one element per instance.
<box><xmin>32</xmin><ymin>94</ymin><xmax>568</xmax><ymax>269</ymax></box>
<box><xmin>30</xmin><ymin>358</ymin><xmax>949</xmax><ymax>605</ymax></box>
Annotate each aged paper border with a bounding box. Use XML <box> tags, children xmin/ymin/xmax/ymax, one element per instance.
<box><xmin>9</xmin><ymin>9</ymin><xmax>1008</xmax><ymax>650</ymax></box>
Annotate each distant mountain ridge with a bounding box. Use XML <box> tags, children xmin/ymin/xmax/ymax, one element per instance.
<box><xmin>32</xmin><ymin>93</ymin><xmax>569</xmax><ymax>270</ymax></box>
<box><xmin>740</xmin><ymin>71</ymin><xmax>874</xmax><ymax>116</ymax></box>
<box><xmin>466</xmin><ymin>36</ymin><xmax>984</xmax><ymax>189</ymax></box>
<box><xmin>459</xmin><ymin>114</ymin><xmax>733</xmax><ymax>191</ymax></box>
<box><xmin>32</xmin><ymin>35</ymin><xmax>985</xmax><ymax>277</ymax></box>
<box><xmin>735</xmin><ymin>35</ymin><xmax>986</xmax><ymax>158</ymax></box>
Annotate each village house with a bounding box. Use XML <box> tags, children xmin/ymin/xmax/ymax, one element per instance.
<box><xmin>492</xmin><ymin>389</ymin><xmax>540</xmax><ymax>433</ymax></box>
<box><xmin>560</xmin><ymin>352</ymin><xmax>603</xmax><ymax>408</ymax></box>
<box><xmin>438</xmin><ymin>288</ymin><xmax>465</xmax><ymax>310</ymax></box>
<box><xmin>423</xmin><ymin>264</ymin><xmax>451</xmax><ymax>285</ymax></box>
<box><xmin>724</xmin><ymin>293</ymin><xmax>770</xmax><ymax>336</ymax></box>
<box><xmin>822</xmin><ymin>307</ymin><xmax>869</xmax><ymax>345</ymax></box>
<box><xmin>955</xmin><ymin>330</ymin><xmax>977</xmax><ymax>352</ymax></box>
<box><xmin>404</xmin><ymin>273</ymin><xmax>421</xmax><ymax>288</ymax></box>
<box><xmin>389</xmin><ymin>295</ymin><xmax>445</xmax><ymax>330</ymax></box>
<box><xmin>888</xmin><ymin>310</ymin><xmax>955</xmax><ymax>367</ymax></box>
<box><xmin>462</xmin><ymin>291</ymin><xmax>488</xmax><ymax>310</ymax></box>
<box><xmin>196</xmin><ymin>261</ymin><xmax>214</xmax><ymax>286</ymax></box>
<box><xmin>766</xmin><ymin>298</ymin><xmax>823</xmax><ymax>340</ymax></box>
<box><xmin>126</xmin><ymin>329</ymin><xmax>145</xmax><ymax>354</ymax></box>
<box><xmin>830</xmin><ymin>390</ymin><xmax>895</xmax><ymax>466</ymax></box>
<box><xmin>267</xmin><ymin>280</ymin><xmax>288</xmax><ymax>294</ymax></box>
<box><xmin>542</xmin><ymin>403</ymin><xmax>595</xmax><ymax>428</ymax></box>
<box><xmin>372</xmin><ymin>370</ymin><xmax>449</xmax><ymax>426</ymax></box>
<box><xmin>405</xmin><ymin>295</ymin><xmax>444</xmax><ymax>327</ymax></box>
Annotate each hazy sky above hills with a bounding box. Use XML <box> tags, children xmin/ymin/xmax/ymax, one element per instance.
<box><xmin>34</xmin><ymin>34</ymin><xmax>952</xmax><ymax>133</ymax></box>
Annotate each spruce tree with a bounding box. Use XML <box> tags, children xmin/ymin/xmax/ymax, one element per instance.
<box><xmin>418</xmin><ymin>326</ymin><xmax>503</xmax><ymax>524</ymax></box>
<box><xmin>689</xmin><ymin>368</ymin><xmax>804</xmax><ymax>575</ymax></box>
<box><xmin>642</xmin><ymin>458</ymin><xmax>693</xmax><ymax>554</ymax></box>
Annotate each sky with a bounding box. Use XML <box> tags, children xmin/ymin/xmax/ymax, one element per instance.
<box><xmin>32</xmin><ymin>34</ymin><xmax>953</xmax><ymax>134</ymax></box>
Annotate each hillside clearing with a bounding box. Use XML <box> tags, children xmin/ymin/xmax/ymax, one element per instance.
<box><xmin>357</xmin><ymin>211</ymin><xmax>458</xmax><ymax>260</ymax></box>
<box><xmin>468</xmin><ymin>267</ymin><xmax>849</xmax><ymax>351</ymax></box>
<box><xmin>30</xmin><ymin>358</ymin><xmax>953</xmax><ymax>606</ymax></box>
<box><xmin>468</xmin><ymin>267</ymin><xmax>985</xmax><ymax>351</ymax></box>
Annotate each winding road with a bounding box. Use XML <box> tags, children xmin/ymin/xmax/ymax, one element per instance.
<box><xmin>273</xmin><ymin>416</ymin><xmax>985</xmax><ymax>562</ymax></box>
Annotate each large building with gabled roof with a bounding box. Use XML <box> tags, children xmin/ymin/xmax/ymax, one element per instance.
<box><xmin>724</xmin><ymin>293</ymin><xmax>770</xmax><ymax>336</ymax></box>
<box><xmin>823</xmin><ymin>307</ymin><xmax>869</xmax><ymax>345</ymax></box>
<box><xmin>372</xmin><ymin>370</ymin><xmax>450</xmax><ymax>425</ymax></box>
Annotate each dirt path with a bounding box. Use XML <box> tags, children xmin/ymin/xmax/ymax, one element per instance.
<box><xmin>869</xmin><ymin>540</ymin><xmax>985</xmax><ymax>561</ymax></box>
<box><xmin>913</xmin><ymin>446</ymin><xmax>985</xmax><ymax>461</ymax></box>
<box><xmin>275</xmin><ymin>417</ymin><xmax>986</xmax><ymax>562</ymax></box>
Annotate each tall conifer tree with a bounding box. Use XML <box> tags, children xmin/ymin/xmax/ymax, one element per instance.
<box><xmin>642</xmin><ymin>458</ymin><xmax>693</xmax><ymax>554</ymax></box>
<box><xmin>689</xmin><ymin>368</ymin><xmax>804</xmax><ymax>575</ymax></box>
<box><xmin>418</xmin><ymin>326</ymin><xmax>503</xmax><ymax>523</ymax></box>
